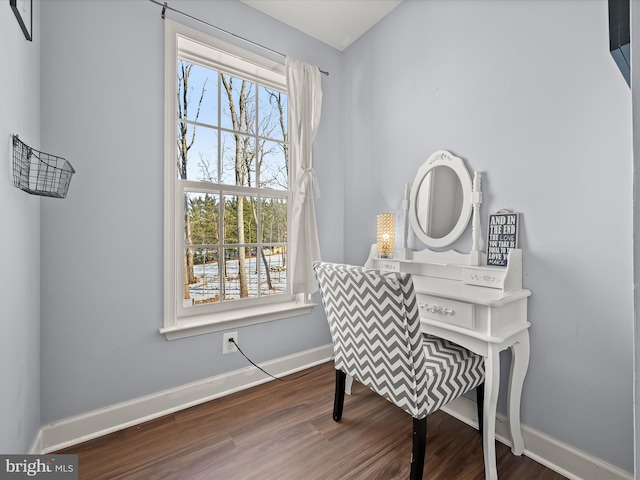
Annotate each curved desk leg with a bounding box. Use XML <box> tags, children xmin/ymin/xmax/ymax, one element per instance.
<box><xmin>483</xmin><ymin>345</ymin><xmax>500</xmax><ymax>480</ymax></box>
<box><xmin>345</xmin><ymin>374</ymin><xmax>354</xmax><ymax>395</ymax></box>
<box><xmin>508</xmin><ymin>330</ymin><xmax>530</xmax><ymax>456</ymax></box>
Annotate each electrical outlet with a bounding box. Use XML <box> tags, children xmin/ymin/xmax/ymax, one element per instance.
<box><xmin>222</xmin><ymin>332</ymin><xmax>238</xmax><ymax>354</ymax></box>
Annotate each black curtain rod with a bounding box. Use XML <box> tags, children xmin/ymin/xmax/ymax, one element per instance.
<box><xmin>149</xmin><ymin>0</ymin><xmax>329</xmax><ymax>76</ymax></box>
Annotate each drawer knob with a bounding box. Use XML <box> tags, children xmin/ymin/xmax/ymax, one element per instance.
<box><xmin>420</xmin><ymin>303</ymin><xmax>455</xmax><ymax>316</ymax></box>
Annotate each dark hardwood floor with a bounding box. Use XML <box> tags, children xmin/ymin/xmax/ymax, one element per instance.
<box><xmin>56</xmin><ymin>362</ymin><xmax>566</xmax><ymax>479</ymax></box>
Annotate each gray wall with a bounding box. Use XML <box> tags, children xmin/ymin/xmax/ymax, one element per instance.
<box><xmin>0</xmin><ymin>1</ymin><xmax>41</xmax><ymax>454</ymax></box>
<box><xmin>39</xmin><ymin>0</ymin><xmax>340</xmax><ymax>424</ymax></box>
<box><xmin>343</xmin><ymin>0</ymin><xmax>633</xmax><ymax>473</ymax></box>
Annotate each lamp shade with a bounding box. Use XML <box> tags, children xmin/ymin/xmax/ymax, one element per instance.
<box><xmin>377</xmin><ymin>213</ymin><xmax>395</xmax><ymax>257</ymax></box>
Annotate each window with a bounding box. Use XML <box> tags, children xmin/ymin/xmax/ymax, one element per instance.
<box><xmin>161</xmin><ymin>21</ymin><xmax>313</xmax><ymax>340</ymax></box>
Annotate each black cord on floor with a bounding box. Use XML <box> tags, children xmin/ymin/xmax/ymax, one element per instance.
<box><xmin>229</xmin><ymin>338</ymin><xmax>333</xmax><ymax>382</ymax></box>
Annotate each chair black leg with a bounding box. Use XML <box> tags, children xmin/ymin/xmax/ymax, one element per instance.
<box><xmin>333</xmin><ymin>369</ymin><xmax>346</xmax><ymax>421</ymax></box>
<box><xmin>410</xmin><ymin>417</ymin><xmax>427</xmax><ymax>480</ymax></box>
<box><xmin>476</xmin><ymin>382</ymin><xmax>485</xmax><ymax>440</ymax></box>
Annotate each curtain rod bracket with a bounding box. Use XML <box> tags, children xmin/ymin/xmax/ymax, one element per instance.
<box><xmin>162</xmin><ymin>2</ymin><xmax>167</xmax><ymax>19</ymax></box>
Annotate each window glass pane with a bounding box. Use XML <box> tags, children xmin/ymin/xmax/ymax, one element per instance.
<box><xmin>260</xmin><ymin>247</ymin><xmax>287</xmax><ymax>295</ymax></box>
<box><xmin>220</xmin><ymin>74</ymin><xmax>256</xmax><ymax>135</ymax></box>
<box><xmin>223</xmin><ymin>194</ymin><xmax>257</xmax><ymax>244</ymax></box>
<box><xmin>222</xmin><ymin>247</ymin><xmax>258</xmax><ymax>301</ymax></box>
<box><xmin>185</xmin><ymin>192</ymin><xmax>220</xmax><ymax>245</ymax></box>
<box><xmin>223</xmin><ymin>195</ymin><xmax>242</xmax><ymax>245</ymax></box>
<box><xmin>177</xmin><ymin>60</ymin><xmax>218</xmax><ymax>127</ymax></box>
<box><xmin>258</xmin><ymin>140</ymin><xmax>287</xmax><ymax>190</ymax></box>
<box><xmin>260</xmin><ymin>197</ymin><xmax>287</xmax><ymax>243</ymax></box>
<box><xmin>176</xmin><ymin>123</ymin><xmax>218</xmax><ymax>181</ymax></box>
<box><xmin>184</xmin><ymin>247</ymin><xmax>221</xmax><ymax>307</ymax></box>
<box><xmin>258</xmin><ymin>87</ymin><xmax>287</xmax><ymax>142</ymax></box>
<box><xmin>223</xmin><ymin>194</ymin><xmax>238</xmax><ymax>244</ymax></box>
<box><xmin>243</xmin><ymin>250</ymin><xmax>260</xmax><ymax>297</ymax></box>
<box><xmin>220</xmin><ymin>132</ymin><xmax>255</xmax><ymax>186</ymax></box>
<box><xmin>243</xmin><ymin>196</ymin><xmax>258</xmax><ymax>244</ymax></box>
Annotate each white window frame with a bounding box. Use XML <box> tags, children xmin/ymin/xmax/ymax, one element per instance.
<box><xmin>161</xmin><ymin>20</ymin><xmax>313</xmax><ymax>340</ymax></box>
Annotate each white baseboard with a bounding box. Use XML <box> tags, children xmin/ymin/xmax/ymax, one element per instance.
<box><xmin>29</xmin><ymin>429</ymin><xmax>43</xmax><ymax>455</ymax></box>
<box><xmin>37</xmin><ymin>347</ymin><xmax>633</xmax><ymax>480</ymax></box>
<box><xmin>39</xmin><ymin>344</ymin><xmax>334</xmax><ymax>453</ymax></box>
<box><xmin>441</xmin><ymin>396</ymin><xmax>633</xmax><ymax>480</ymax></box>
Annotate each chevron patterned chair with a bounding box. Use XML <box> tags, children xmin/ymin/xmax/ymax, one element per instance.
<box><xmin>313</xmin><ymin>261</ymin><xmax>485</xmax><ymax>480</ymax></box>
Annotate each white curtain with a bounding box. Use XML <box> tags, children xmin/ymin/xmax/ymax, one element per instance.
<box><xmin>286</xmin><ymin>56</ymin><xmax>323</xmax><ymax>294</ymax></box>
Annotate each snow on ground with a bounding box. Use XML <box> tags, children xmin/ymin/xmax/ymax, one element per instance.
<box><xmin>184</xmin><ymin>254</ymin><xmax>287</xmax><ymax>306</ymax></box>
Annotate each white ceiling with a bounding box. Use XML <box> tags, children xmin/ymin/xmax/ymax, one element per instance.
<box><xmin>240</xmin><ymin>0</ymin><xmax>404</xmax><ymax>51</ymax></box>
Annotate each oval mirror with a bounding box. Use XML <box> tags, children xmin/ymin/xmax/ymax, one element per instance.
<box><xmin>409</xmin><ymin>150</ymin><xmax>473</xmax><ymax>249</ymax></box>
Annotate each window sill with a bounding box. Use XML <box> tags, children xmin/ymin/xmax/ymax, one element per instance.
<box><xmin>160</xmin><ymin>297</ymin><xmax>316</xmax><ymax>340</ymax></box>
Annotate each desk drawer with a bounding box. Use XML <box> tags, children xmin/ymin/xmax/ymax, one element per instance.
<box><xmin>416</xmin><ymin>294</ymin><xmax>474</xmax><ymax>329</ymax></box>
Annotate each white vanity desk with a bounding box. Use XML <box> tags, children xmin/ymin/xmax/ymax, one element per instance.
<box><xmin>363</xmin><ymin>151</ymin><xmax>532</xmax><ymax>480</ymax></box>
<box><xmin>367</xmin><ymin>248</ymin><xmax>531</xmax><ymax>480</ymax></box>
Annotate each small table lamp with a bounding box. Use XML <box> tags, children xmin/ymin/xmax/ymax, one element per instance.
<box><xmin>377</xmin><ymin>213</ymin><xmax>395</xmax><ymax>258</ymax></box>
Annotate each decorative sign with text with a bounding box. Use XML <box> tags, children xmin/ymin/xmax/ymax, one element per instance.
<box><xmin>487</xmin><ymin>211</ymin><xmax>519</xmax><ymax>266</ymax></box>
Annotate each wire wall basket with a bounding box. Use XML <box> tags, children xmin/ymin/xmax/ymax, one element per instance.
<box><xmin>12</xmin><ymin>135</ymin><xmax>75</xmax><ymax>199</ymax></box>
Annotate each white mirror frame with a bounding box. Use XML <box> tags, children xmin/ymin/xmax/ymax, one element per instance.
<box><xmin>409</xmin><ymin>150</ymin><xmax>473</xmax><ymax>249</ymax></box>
